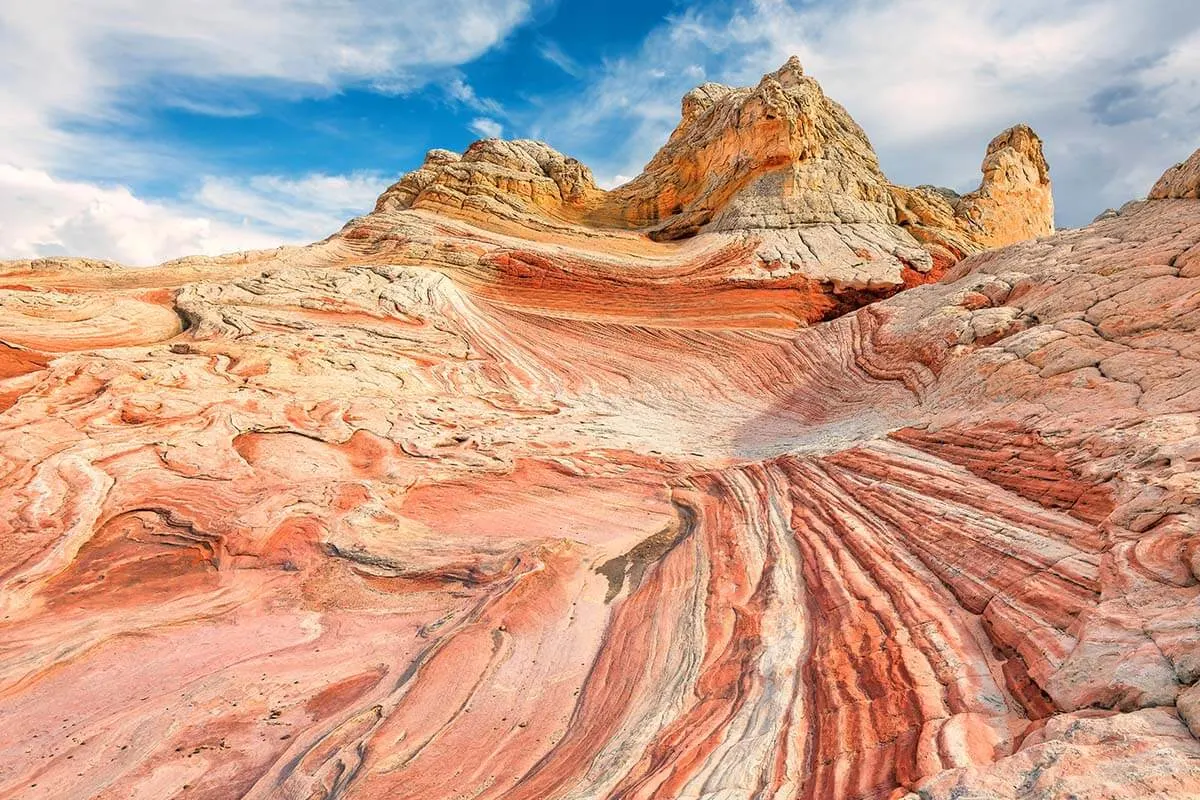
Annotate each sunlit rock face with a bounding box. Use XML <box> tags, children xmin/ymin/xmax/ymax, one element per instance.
<box><xmin>0</xmin><ymin>60</ymin><xmax>1197</xmax><ymax>800</ymax></box>
<box><xmin>370</xmin><ymin>58</ymin><xmax>1054</xmax><ymax>316</ymax></box>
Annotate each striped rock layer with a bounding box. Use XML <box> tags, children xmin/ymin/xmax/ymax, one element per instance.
<box><xmin>0</xmin><ymin>67</ymin><xmax>1198</xmax><ymax>800</ymax></box>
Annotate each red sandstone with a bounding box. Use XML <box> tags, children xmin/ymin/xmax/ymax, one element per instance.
<box><xmin>0</xmin><ymin>61</ymin><xmax>1197</xmax><ymax>800</ymax></box>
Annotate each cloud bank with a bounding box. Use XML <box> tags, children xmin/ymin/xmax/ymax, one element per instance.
<box><xmin>0</xmin><ymin>0</ymin><xmax>537</xmax><ymax>264</ymax></box>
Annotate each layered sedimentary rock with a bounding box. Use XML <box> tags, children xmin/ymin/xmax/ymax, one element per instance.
<box><xmin>372</xmin><ymin>58</ymin><xmax>1054</xmax><ymax>312</ymax></box>
<box><xmin>891</xmin><ymin>124</ymin><xmax>1053</xmax><ymax>261</ymax></box>
<box><xmin>1151</xmin><ymin>146</ymin><xmax>1200</xmax><ymax>199</ymax></box>
<box><xmin>1</xmin><ymin>59</ymin><xmax>1198</xmax><ymax>800</ymax></box>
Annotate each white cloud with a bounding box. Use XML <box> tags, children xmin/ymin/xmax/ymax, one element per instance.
<box><xmin>1</xmin><ymin>0</ymin><xmax>535</xmax><ymax>169</ymax></box>
<box><xmin>536</xmin><ymin>0</ymin><xmax>1200</xmax><ymax>226</ymax></box>
<box><xmin>538</xmin><ymin>39</ymin><xmax>583</xmax><ymax>77</ymax></box>
<box><xmin>444</xmin><ymin>75</ymin><xmax>506</xmax><ymax>116</ymax></box>
<box><xmin>596</xmin><ymin>174</ymin><xmax>635</xmax><ymax>190</ymax></box>
<box><xmin>469</xmin><ymin>118</ymin><xmax>505</xmax><ymax>139</ymax></box>
<box><xmin>0</xmin><ymin>0</ymin><xmax>534</xmax><ymax>264</ymax></box>
<box><xmin>0</xmin><ymin>164</ymin><xmax>389</xmax><ymax>267</ymax></box>
<box><xmin>194</xmin><ymin>173</ymin><xmax>388</xmax><ymax>239</ymax></box>
<box><xmin>0</xmin><ymin>166</ymin><xmax>285</xmax><ymax>266</ymax></box>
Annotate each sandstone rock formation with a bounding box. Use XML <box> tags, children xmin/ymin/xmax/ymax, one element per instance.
<box><xmin>1</xmin><ymin>60</ymin><xmax>1197</xmax><ymax>800</ymax></box>
<box><xmin>372</xmin><ymin>58</ymin><xmax>1054</xmax><ymax>313</ymax></box>
<box><xmin>1151</xmin><ymin>145</ymin><xmax>1200</xmax><ymax>199</ymax></box>
<box><xmin>373</xmin><ymin>140</ymin><xmax>603</xmax><ymax>225</ymax></box>
<box><xmin>891</xmin><ymin>124</ymin><xmax>1053</xmax><ymax>262</ymax></box>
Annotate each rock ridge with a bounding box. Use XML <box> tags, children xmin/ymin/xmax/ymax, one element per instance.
<box><xmin>366</xmin><ymin>57</ymin><xmax>1055</xmax><ymax>315</ymax></box>
<box><xmin>1</xmin><ymin>63</ymin><xmax>1198</xmax><ymax>800</ymax></box>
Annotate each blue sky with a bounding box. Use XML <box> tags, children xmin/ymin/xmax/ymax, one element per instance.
<box><xmin>2</xmin><ymin>0</ymin><xmax>1199</xmax><ymax>264</ymax></box>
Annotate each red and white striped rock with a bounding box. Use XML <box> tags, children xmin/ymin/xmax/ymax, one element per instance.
<box><xmin>0</xmin><ymin>76</ymin><xmax>1196</xmax><ymax>800</ymax></box>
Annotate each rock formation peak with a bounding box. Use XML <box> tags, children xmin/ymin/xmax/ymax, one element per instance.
<box><xmin>367</xmin><ymin>58</ymin><xmax>1055</xmax><ymax>321</ymax></box>
<box><xmin>1</xmin><ymin>55</ymin><xmax>1198</xmax><ymax>800</ymax></box>
<box><xmin>615</xmin><ymin>55</ymin><xmax>894</xmax><ymax>239</ymax></box>
<box><xmin>1151</xmin><ymin>145</ymin><xmax>1200</xmax><ymax>199</ymax></box>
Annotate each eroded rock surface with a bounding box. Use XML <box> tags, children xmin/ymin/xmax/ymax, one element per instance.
<box><xmin>370</xmin><ymin>58</ymin><xmax>1055</xmax><ymax>312</ymax></box>
<box><xmin>0</xmin><ymin>63</ymin><xmax>1197</xmax><ymax>800</ymax></box>
<box><xmin>1151</xmin><ymin>146</ymin><xmax>1200</xmax><ymax>200</ymax></box>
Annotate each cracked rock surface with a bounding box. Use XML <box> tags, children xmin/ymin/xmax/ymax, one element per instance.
<box><xmin>0</xmin><ymin>61</ymin><xmax>1196</xmax><ymax>800</ymax></box>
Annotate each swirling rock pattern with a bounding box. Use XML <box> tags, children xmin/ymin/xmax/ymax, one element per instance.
<box><xmin>371</xmin><ymin>58</ymin><xmax>1054</xmax><ymax>305</ymax></box>
<box><xmin>0</xmin><ymin>66</ymin><xmax>1197</xmax><ymax>800</ymax></box>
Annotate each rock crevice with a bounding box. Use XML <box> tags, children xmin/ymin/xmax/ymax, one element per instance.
<box><xmin>0</xmin><ymin>60</ymin><xmax>1197</xmax><ymax>800</ymax></box>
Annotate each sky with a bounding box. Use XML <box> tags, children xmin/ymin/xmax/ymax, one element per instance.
<box><xmin>1</xmin><ymin>0</ymin><xmax>1198</xmax><ymax>265</ymax></box>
